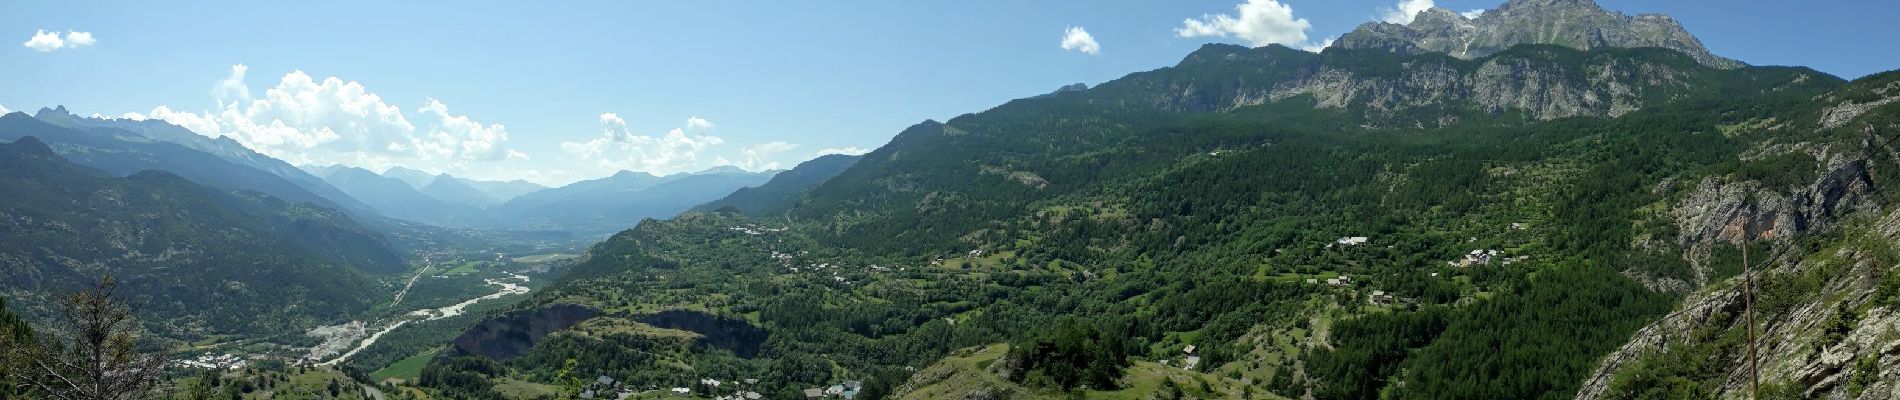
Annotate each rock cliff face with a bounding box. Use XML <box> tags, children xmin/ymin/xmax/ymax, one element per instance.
<box><xmin>448</xmin><ymin>304</ymin><xmax>599</xmax><ymax>360</ymax></box>
<box><xmin>1576</xmin><ymin>210</ymin><xmax>1900</xmax><ymax>399</ymax></box>
<box><xmin>1336</xmin><ymin>0</ymin><xmax>1742</xmax><ymax>69</ymax></box>
<box><xmin>1575</xmin><ymin>82</ymin><xmax>1900</xmax><ymax>400</ymax></box>
<box><xmin>1109</xmin><ymin>43</ymin><xmax>1812</xmax><ymax>128</ymax></box>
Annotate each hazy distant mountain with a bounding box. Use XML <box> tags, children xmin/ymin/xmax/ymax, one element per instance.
<box><xmin>461</xmin><ymin>178</ymin><xmax>544</xmax><ymax>201</ymax></box>
<box><xmin>693</xmin><ymin>154</ymin><xmax>859</xmax><ymax>215</ymax></box>
<box><xmin>420</xmin><ymin>174</ymin><xmax>503</xmax><ymax>207</ymax></box>
<box><xmin>322</xmin><ymin>166</ymin><xmax>485</xmax><ymax>227</ymax></box>
<box><xmin>381</xmin><ymin>165</ymin><xmax>436</xmax><ymax>189</ymax></box>
<box><xmin>0</xmin><ymin>112</ymin><xmax>374</xmax><ymax>218</ymax></box>
<box><xmin>0</xmin><ymin>136</ymin><xmax>401</xmax><ymax>341</ymax></box>
<box><xmin>490</xmin><ymin>168</ymin><xmax>776</xmax><ymax>233</ymax></box>
<box><xmin>418</xmin><ymin>174</ymin><xmax>546</xmax><ymax>208</ymax></box>
<box><xmin>31</xmin><ymin>106</ymin><xmax>380</xmax><ymax>218</ymax></box>
<box><xmin>500</xmin><ymin>170</ymin><xmax>668</xmax><ymax>212</ymax></box>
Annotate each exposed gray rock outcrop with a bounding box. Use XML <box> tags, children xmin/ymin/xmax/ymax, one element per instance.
<box><xmin>1336</xmin><ymin>0</ymin><xmax>1742</xmax><ymax>69</ymax></box>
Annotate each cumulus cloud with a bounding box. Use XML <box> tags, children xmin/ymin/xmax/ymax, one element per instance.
<box><xmin>125</xmin><ymin>65</ymin><xmax>519</xmax><ymax>171</ymax></box>
<box><xmin>212</xmin><ymin>64</ymin><xmax>252</xmax><ymax>106</ymax></box>
<box><xmin>1302</xmin><ymin>36</ymin><xmax>1337</xmax><ymax>52</ymax></box>
<box><xmin>685</xmin><ymin>116</ymin><xmax>715</xmax><ymax>130</ymax></box>
<box><xmin>1176</xmin><ymin>0</ymin><xmax>1312</xmax><ymax>48</ymax></box>
<box><xmin>561</xmin><ymin>114</ymin><xmax>729</xmax><ymax>175</ymax></box>
<box><xmin>726</xmin><ymin>141</ymin><xmax>799</xmax><ymax>171</ymax></box>
<box><xmin>816</xmin><ymin>146</ymin><xmax>871</xmax><ymax>157</ymax></box>
<box><xmin>0</xmin><ymin>103</ymin><xmax>9</xmax><ymax>114</ymax></box>
<box><xmin>22</xmin><ymin>30</ymin><xmax>63</xmax><ymax>52</ymax></box>
<box><xmin>63</xmin><ymin>31</ymin><xmax>95</xmax><ymax>47</ymax></box>
<box><xmin>21</xmin><ymin>30</ymin><xmax>95</xmax><ymax>52</ymax></box>
<box><xmin>1379</xmin><ymin>0</ymin><xmax>1436</xmax><ymax>24</ymax></box>
<box><xmin>1060</xmin><ymin>27</ymin><xmax>1101</xmax><ymax>55</ymax></box>
<box><xmin>1461</xmin><ymin>9</ymin><xmax>1488</xmax><ymax>19</ymax></box>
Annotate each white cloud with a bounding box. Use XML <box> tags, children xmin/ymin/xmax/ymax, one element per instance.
<box><xmin>1461</xmin><ymin>9</ymin><xmax>1487</xmax><ymax>19</ymax></box>
<box><xmin>22</xmin><ymin>30</ymin><xmax>63</xmax><ymax>52</ymax></box>
<box><xmin>63</xmin><ymin>31</ymin><xmax>95</xmax><ymax>47</ymax></box>
<box><xmin>1380</xmin><ymin>0</ymin><xmax>1436</xmax><ymax>24</ymax></box>
<box><xmin>0</xmin><ymin>103</ymin><xmax>9</xmax><ymax>114</ymax></box>
<box><xmin>125</xmin><ymin>65</ymin><xmax>520</xmax><ymax>172</ymax></box>
<box><xmin>21</xmin><ymin>30</ymin><xmax>94</xmax><ymax>52</ymax></box>
<box><xmin>561</xmin><ymin>113</ymin><xmax>728</xmax><ymax>175</ymax></box>
<box><xmin>1302</xmin><ymin>36</ymin><xmax>1337</xmax><ymax>52</ymax></box>
<box><xmin>1175</xmin><ymin>0</ymin><xmax>1312</xmax><ymax>48</ymax></box>
<box><xmin>816</xmin><ymin>146</ymin><xmax>871</xmax><ymax>157</ymax></box>
<box><xmin>730</xmin><ymin>141</ymin><xmax>798</xmax><ymax>171</ymax></box>
<box><xmin>212</xmin><ymin>64</ymin><xmax>252</xmax><ymax>106</ymax></box>
<box><xmin>413</xmin><ymin>97</ymin><xmax>514</xmax><ymax>163</ymax></box>
<box><xmin>1060</xmin><ymin>26</ymin><xmax>1101</xmax><ymax>55</ymax></box>
<box><xmin>685</xmin><ymin>116</ymin><xmax>715</xmax><ymax>130</ymax></box>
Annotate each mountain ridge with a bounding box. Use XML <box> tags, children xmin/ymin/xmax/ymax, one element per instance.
<box><xmin>1336</xmin><ymin>0</ymin><xmax>1742</xmax><ymax>69</ymax></box>
<box><xmin>31</xmin><ymin>106</ymin><xmax>382</xmax><ymax>218</ymax></box>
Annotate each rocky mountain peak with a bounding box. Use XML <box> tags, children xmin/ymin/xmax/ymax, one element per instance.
<box><xmin>1496</xmin><ymin>0</ymin><xmax>1600</xmax><ymax>10</ymax></box>
<box><xmin>32</xmin><ymin>105</ymin><xmax>76</xmax><ymax>123</ymax></box>
<box><xmin>1335</xmin><ymin>0</ymin><xmax>1741</xmax><ymax>69</ymax></box>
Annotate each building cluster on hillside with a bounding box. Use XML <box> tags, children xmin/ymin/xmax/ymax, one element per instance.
<box><xmin>727</xmin><ymin>224</ymin><xmax>789</xmax><ymax>236</ymax></box>
<box><xmin>803</xmin><ymin>380</ymin><xmax>863</xmax><ymax>399</ymax></box>
<box><xmin>174</xmin><ymin>353</ymin><xmax>249</xmax><ymax>370</ymax></box>
<box><xmin>1451</xmin><ymin>249</ymin><xmax>1530</xmax><ymax>267</ymax></box>
<box><xmin>1369</xmin><ymin>290</ymin><xmax>1395</xmax><ymax>305</ymax></box>
<box><xmin>767</xmin><ymin>246</ymin><xmax>914</xmax><ymax>286</ymax></box>
<box><xmin>705</xmin><ymin>377</ymin><xmax>765</xmax><ymax>400</ymax></box>
<box><xmin>577</xmin><ymin>375</ymin><xmax>630</xmax><ymax>399</ymax></box>
<box><xmin>1453</xmin><ymin>249</ymin><xmax>1500</xmax><ymax>267</ymax></box>
<box><xmin>1181</xmin><ymin>345</ymin><xmax>1202</xmax><ymax>371</ymax></box>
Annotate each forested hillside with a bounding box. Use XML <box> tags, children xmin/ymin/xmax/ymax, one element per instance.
<box><xmin>417</xmin><ymin>33</ymin><xmax>1895</xmax><ymax>399</ymax></box>
<box><xmin>0</xmin><ymin>135</ymin><xmax>402</xmax><ymax>343</ymax></box>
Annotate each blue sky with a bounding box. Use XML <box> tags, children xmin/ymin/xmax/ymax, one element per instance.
<box><xmin>3</xmin><ymin>0</ymin><xmax>1897</xmax><ymax>185</ymax></box>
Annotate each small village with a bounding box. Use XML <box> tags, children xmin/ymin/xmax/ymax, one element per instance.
<box><xmin>574</xmin><ymin>374</ymin><xmax>866</xmax><ymax>400</ymax></box>
<box><xmin>173</xmin><ymin>353</ymin><xmax>251</xmax><ymax>370</ymax></box>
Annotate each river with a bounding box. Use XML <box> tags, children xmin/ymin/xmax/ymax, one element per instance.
<box><xmin>313</xmin><ymin>273</ymin><xmax>531</xmax><ymax>366</ymax></box>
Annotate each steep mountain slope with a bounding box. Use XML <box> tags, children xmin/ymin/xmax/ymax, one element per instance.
<box><xmin>488</xmin><ymin>169</ymin><xmax>776</xmax><ymax>233</ymax></box>
<box><xmin>1335</xmin><ymin>0</ymin><xmax>1741</xmax><ymax>69</ymax></box>
<box><xmin>32</xmin><ymin>106</ymin><xmax>381</xmax><ymax>218</ymax></box>
<box><xmin>0</xmin><ymin>297</ymin><xmax>30</xmax><ymax>399</ymax></box>
<box><xmin>419</xmin><ymin>38</ymin><xmax>1863</xmax><ymax>399</ymax></box>
<box><xmin>0</xmin><ymin>136</ymin><xmax>403</xmax><ymax>342</ymax></box>
<box><xmin>793</xmin><ymin>42</ymin><xmax>1823</xmax><ymax>254</ymax></box>
<box><xmin>692</xmin><ymin>154</ymin><xmax>860</xmax><ymax>216</ymax></box>
<box><xmin>1572</xmin><ymin>71</ymin><xmax>1900</xmax><ymax>400</ymax></box>
<box><xmin>323</xmin><ymin>166</ymin><xmax>486</xmax><ymax>227</ymax></box>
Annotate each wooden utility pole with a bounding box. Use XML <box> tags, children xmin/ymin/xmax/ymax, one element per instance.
<box><xmin>1744</xmin><ymin>243</ymin><xmax>1759</xmax><ymax>400</ymax></box>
